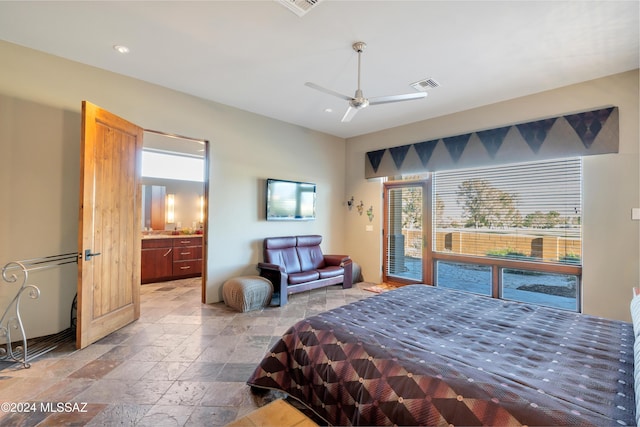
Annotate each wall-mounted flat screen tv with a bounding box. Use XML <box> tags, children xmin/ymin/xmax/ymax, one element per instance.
<box><xmin>266</xmin><ymin>178</ymin><xmax>316</xmax><ymax>221</ymax></box>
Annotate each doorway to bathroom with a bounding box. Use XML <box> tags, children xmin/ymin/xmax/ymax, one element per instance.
<box><xmin>141</xmin><ymin>130</ymin><xmax>209</xmax><ymax>303</ymax></box>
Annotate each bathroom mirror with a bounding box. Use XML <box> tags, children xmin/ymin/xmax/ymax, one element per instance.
<box><xmin>142</xmin><ymin>185</ymin><xmax>166</xmax><ymax>230</ymax></box>
<box><xmin>141</xmin><ymin>133</ymin><xmax>206</xmax><ymax>232</ymax></box>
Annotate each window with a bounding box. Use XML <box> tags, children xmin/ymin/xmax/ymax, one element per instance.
<box><xmin>141</xmin><ymin>149</ymin><xmax>204</xmax><ymax>182</ymax></box>
<box><xmin>434</xmin><ymin>260</ymin><xmax>492</xmax><ymax>296</ymax></box>
<box><xmin>432</xmin><ymin>158</ymin><xmax>582</xmax><ymax>311</ymax></box>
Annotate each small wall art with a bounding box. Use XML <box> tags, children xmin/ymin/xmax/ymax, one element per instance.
<box><xmin>347</xmin><ymin>196</ymin><xmax>354</xmax><ymax>210</ymax></box>
<box><xmin>366</xmin><ymin>206</ymin><xmax>374</xmax><ymax>222</ymax></box>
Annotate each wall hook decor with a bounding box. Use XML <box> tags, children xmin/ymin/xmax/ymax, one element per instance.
<box><xmin>366</xmin><ymin>206</ymin><xmax>374</xmax><ymax>222</ymax></box>
<box><xmin>357</xmin><ymin>201</ymin><xmax>364</xmax><ymax>216</ymax></box>
<box><xmin>347</xmin><ymin>196</ymin><xmax>354</xmax><ymax>210</ymax></box>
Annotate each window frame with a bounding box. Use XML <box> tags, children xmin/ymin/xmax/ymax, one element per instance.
<box><xmin>431</xmin><ymin>251</ymin><xmax>581</xmax><ymax>301</ymax></box>
<box><xmin>425</xmin><ymin>158</ymin><xmax>584</xmax><ymax>312</ymax></box>
<box><xmin>384</xmin><ymin>158</ymin><xmax>583</xmax><ymax>311</ymax></box>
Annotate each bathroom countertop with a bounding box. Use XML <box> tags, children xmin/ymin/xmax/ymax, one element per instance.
<box><xmin>142</xmin><ymin>234</ymin><xmax>203</xmax><ymax>239</ymax></box>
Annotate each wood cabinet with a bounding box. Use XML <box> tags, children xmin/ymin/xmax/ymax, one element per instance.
<box><xmin>172</xmin><ymin>237</ymin><xmax>203</xmax><ymax>278</ymax></box>
<box><xmin>141</xmin><ymin>236</ymin><xmax>203</xmax><ymax>284</ymax></box>
<box><xmin>141</xmin><ymin>238</ymin><xmax>173</xmax><ymax>283</ymax></box>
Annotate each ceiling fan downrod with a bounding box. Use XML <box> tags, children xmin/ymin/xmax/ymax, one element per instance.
<box><xmin>351</xmin><ymin>42</ymin><xmax>368</xmax><ymax>109</ymax></box>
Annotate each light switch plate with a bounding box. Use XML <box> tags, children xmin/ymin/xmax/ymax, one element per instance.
<box><xmin>365</xmin><ymin>225</ymin><xmax>373</xmax><ymax>232</ymax></box>
<box><xmin>633</xmin><ymin>208</ymin><xmax>640</xmax><ymax>220</ymax></box>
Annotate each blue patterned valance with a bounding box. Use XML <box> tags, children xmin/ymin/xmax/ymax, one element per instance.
<box><xmin>365</xmin><ymin>107</ymin><xmax>619</xmax><ymax>178</ymax></box>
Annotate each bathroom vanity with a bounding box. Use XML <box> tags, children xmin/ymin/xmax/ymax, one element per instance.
<box><xmin>141</xmin><ymin>235</ymin><xmax>203</xmax><ymax>284</ymax></box>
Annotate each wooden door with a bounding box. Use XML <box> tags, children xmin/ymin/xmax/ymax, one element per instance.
<box><xmin>77</xmin><ymin>101</ymin><xmax>143</xmax><ymax>349</ymax></box>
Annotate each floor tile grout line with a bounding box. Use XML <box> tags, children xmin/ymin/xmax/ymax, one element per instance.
<box><xmin>0</xmin><ymin>279</ymin><xmax>373</xmax><ymax>426</ymax></box>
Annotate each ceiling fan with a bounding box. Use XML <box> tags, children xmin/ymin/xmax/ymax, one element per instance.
<box><xmin>305</xmin><ymin>41</ymin><xmax>427</xmax><ymax>122</ymax></box>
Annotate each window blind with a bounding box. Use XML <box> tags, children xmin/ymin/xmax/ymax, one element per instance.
<box><xmin>433</xmin><ymin>158</ymin><xmax>582</xmax><ymax>265</ymax></box>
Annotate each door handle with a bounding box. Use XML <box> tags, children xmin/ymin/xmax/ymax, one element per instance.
<box><xmin>84</xmin><ymin>249</ymin><xmax>102</xmax><ymax>261</ymax></box>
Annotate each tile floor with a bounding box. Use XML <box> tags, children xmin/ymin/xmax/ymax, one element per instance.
<box><xmin>0</xmin><ymin>278</ymin><xmax>372</xmax><ymax>426</ymax></box>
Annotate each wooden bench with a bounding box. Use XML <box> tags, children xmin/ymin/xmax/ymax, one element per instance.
<box><xmin>226</xmin><ymin>399</ymin><xmax>318</xmax><ymax>427</ymax></box>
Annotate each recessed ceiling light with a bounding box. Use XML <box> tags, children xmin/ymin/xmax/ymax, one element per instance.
<box><xmin>113</xmin><ymin>45</ymin><xmax>130</xmax><ymax>54</ymax></box>
<box><xmin>324</xmin><ymin>108</ymin><xmax>333</xmax><ymax>113</ymax></box>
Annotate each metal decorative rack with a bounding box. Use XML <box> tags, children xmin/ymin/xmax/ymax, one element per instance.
<box><xmin>0</xmin><ymin>252</ymin><xmax>78</xmax><ymax>368</ymax></box>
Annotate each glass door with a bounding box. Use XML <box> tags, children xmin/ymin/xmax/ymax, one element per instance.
<box><xmin>383</xmin><ymin>180</ymin><xmax>430</xmax><ymax>284</ymax></box>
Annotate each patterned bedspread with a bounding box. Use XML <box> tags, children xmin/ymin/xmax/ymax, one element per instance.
<box><xmin>247</xmin><ymin>285</ymin><xmax>635</xmax><ymax>426</ymax></box>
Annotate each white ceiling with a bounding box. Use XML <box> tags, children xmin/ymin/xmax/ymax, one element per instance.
<box><xmin>0</xmin><ymin>1</ymin><xmax>637</xmax><ymax>139</ymax></box>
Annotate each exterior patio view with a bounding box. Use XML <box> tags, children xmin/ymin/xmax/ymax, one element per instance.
<box><xmin>390</xmin><ymin>241</ymin><xmax>579</xmax><ymax>311</ymax></box>
<box><xmin>385</xmin><ymin>159</ymin><xmax>582</xmax><ymax>311</ymax></box>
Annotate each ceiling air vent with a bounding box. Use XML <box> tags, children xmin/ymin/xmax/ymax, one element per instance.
<box><xmin>410</xmin><ymin>78</ymin><xmax>440</xmax><ymax>92</ymax></box>
<box><xmin>276</xmin><ymin>0</ymin><xmax>324</xmax><ymax>17</ymax></box>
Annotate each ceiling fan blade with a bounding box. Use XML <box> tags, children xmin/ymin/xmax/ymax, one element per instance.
<box><xmin>305</xmin><ymin>82</ymin><xmax>353</xmax><ymax>102</ymax></box>
<box><xmin>341</xmin><ymin>106</ymin><xmax>359</xmax><ymax>122</ymax></box>
<box><xmin>369</xmin><ymin>92</ymin><xmax>427</xmax><ymax>105</ymax></box>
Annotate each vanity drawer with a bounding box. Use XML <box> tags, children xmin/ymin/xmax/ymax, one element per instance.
<box><xmin>172</xmin><ymin>246</ymin><xmax>202</xmax><ymax>261</ymax></box>
<box><xmin>173</xmin><ymin>237</ymin><xmax>202</xmax><ymax>247</ymax></box>
<box><xmin>173</xmin><ymin>260</ymin><xmax>202</xmax><ymax>275</ymax></box>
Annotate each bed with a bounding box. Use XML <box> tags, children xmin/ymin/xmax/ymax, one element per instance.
<box><xmin>247</xmin><ymin>285</ymin><xmax>636</xmax><ymax>426</ymax></box>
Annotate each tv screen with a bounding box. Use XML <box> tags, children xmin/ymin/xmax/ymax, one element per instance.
<box><xmin>266</xmin><ymin>178</ymin><xmax>316</xmax><ymax>221</ymax></box>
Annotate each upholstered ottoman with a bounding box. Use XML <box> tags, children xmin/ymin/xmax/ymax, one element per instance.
<box><xmin>223</xmin><ymin>275</ymin><xmax>273</xmax><ymax>312</ymax></box>
<box><xmin>351</xmin><ymin>261</ymin><xmax>363</xmax><ymax>284</ymax></box>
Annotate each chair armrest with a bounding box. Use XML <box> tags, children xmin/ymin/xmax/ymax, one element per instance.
<box><xmin>257</xmin><ymin>262</ymin><xmax>288</xmax><ymax>307</ymax></box>
<box><xmin>324</xmin><ymin>255</ymin><xmax>351</xmax><ymax>267</ymax></box>
<box><xmin>257</xmin><ymin>262</ymin><xmax>285</xmax><ymax>273</ymax></box>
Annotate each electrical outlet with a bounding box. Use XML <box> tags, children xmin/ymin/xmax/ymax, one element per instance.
<box><xmin>633</xmin><ymin>208</ymin><xmax>640</xmax><ymax>220</ymax></box>
<box><xmin>365</xmin><ymin>225</ymin><xmax>373</xmax><ymax>232</ymax></box>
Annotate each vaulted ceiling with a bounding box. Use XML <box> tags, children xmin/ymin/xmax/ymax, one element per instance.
<box><xmin>0</xmin><ymin>1</ymin><xmax>637</xmax><ymax>138</ymax></box>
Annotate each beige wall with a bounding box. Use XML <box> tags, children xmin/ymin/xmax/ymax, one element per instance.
<box><xmin>345</xmin><ymin>69</ymin><xmax>639</xmax><ymax>322</ymax></box>
<box><xmin>0</xmin><ymin>38</ymin><xmax>637</xmax><ymax>343</ymax></box>
<box><xmin>0</xmin><ymin>41</ymin><xmax>346</xmax><ymax>339</ymax></box>
<box><xmin>0</xmin><ymin>97</ymin><xmax>80</xmax><ymax>341</ymax></box>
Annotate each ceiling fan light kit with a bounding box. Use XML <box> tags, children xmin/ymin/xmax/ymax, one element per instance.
<box><xmin>305</xmin><ymin>41</ymin><xmax>427</xmax><ymax>123</ymax></box>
